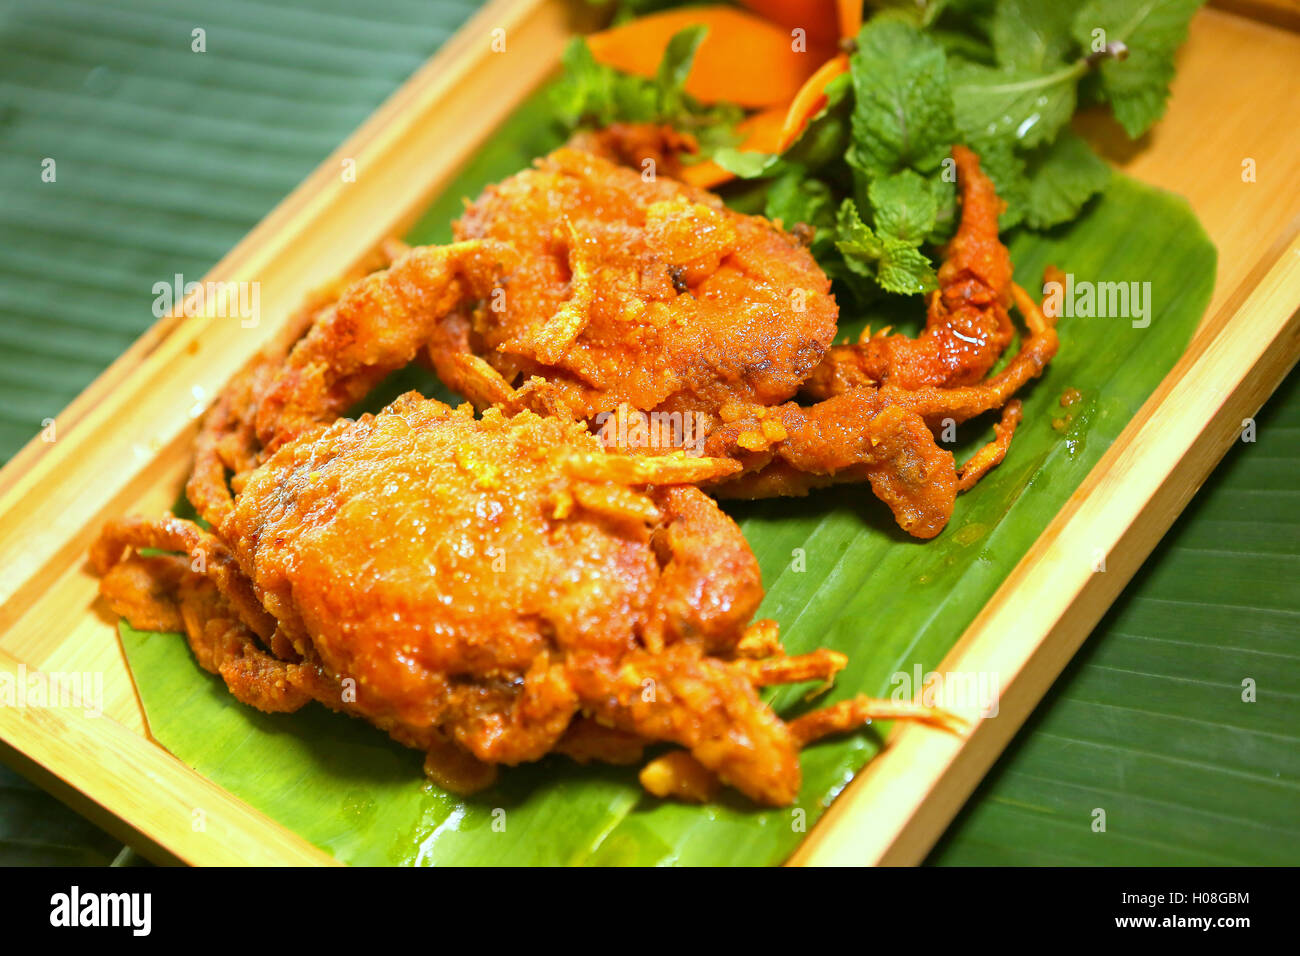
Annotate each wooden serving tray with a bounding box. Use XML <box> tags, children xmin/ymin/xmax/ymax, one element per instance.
<box><xmin>0</xmin><ymin>0</ymin><xmax>1296</xmax><ymax>866</ymax></box>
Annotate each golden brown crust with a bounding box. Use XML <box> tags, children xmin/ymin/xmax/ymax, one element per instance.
<box><xmin>92</xmin><ymin>138</ymin><xmax>1032</xmax><ymax>806</ymax></box>
<box><xmin>97</xmin><ymin>392</ymin><xmax>964</xmax><ymax>804</ymax></box>
<box><xmin>186</xmin><ymin>139</ymin><xmax>1051</xmax><ymax>543</ymax></box>
<box><xmin>448</xmin><ymin>146</ymin><xmax>839</xmax><ymax>420</ymax></box>
<box><xmin>99</xmin><ymin>553</ymin><xmax>188</xmax><ymax>634</ymax></box>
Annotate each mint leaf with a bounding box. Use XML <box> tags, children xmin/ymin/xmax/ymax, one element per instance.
<box><xmin>550</xmin><ymin>38</ymin><xmax>619</xmax><ymax>126</ymax></box>
<box><xmin>869</xmin><ymin>169</ymin><xmax>940</xmax><ymax>244</ymax></box>
<box><xmin>1021</xmin><ymin>129</ymin><xmax>1111</xmax><ymax>229</ymax></box>
<box><xmin>952</xmin><ymin>59</ymin><xmax>1080</xmax><ymax>148</ymax></box>
<box><xmin>879</xmin><ymin>240</ymin><xmax>941</xmax><ymax>294</ymax></box>
<box><xmin>766</xmin><ymin>170</ymin><xmax>839</xmax><ymax>261</ymax></box>
<box><xmin>765</xmin><ymin>170</ymin><xmax>836</xmax><ymax>234</ymax></box>
<box><xmin>835</xmin><ymin>200</ymin><xmax>939</xmax><ymax>294</ymax></box>
<box><xmin>931</xmin><ymin>27</ymin><xmax>998</xmax><ymax>67</ymax></box>
<box><xmin>654</xmin><ymin>24</ymin><xmax>706</xmax><ymax>116</ymax></box>
<box><xmin>836</xmin><ymin>199</ymin><xmax>887</xmax><ymax>273</ymax></box>
<box><xmin>848</xmin><ymin>19</ymin><xmax>956</xmax><ymax>178</ymax></box>
<box><xmin>1072</xmin><ymin>0</ymin><xmax>1204</xmax><ymax>137</ymax></box>
<box><xmin>992</xmin><ymin>0</ymin><xmax>1075</xmax><ymax>72</ymax></box>
<box><xmin>965</xmin><ymin>138</ymin><xmax>1030</xmax><ymax>229</ymax></box>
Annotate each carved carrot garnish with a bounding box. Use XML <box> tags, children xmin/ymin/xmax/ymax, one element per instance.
<box><xmin>587</xmin><ymin>1</ymin><xmax>862</xmax><ymax>183</ymax></box>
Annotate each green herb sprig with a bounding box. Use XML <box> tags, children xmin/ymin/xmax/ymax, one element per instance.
<box><xmin>556</xmin><ymin>0</ymin><xmax>1204</xmax><ymax>304</ymax></box>
<box><xmin>550</xmin><ymin>26</ymin><xmax>742</xmax><ymax>152</ymax></box>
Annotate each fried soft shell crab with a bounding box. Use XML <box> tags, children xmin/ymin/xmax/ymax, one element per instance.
<box><xmin>91</xmin><ymin>131</ymin><xmax>1057</xmax><ymax>805</ymax></box>
<box><xmin>96</xmin><ymin>393</ymin><xmax>956</xmax><ymax>806</ymax></box>
<box><xmin>435</xmin><ymin>133</ymin><xmax>1058</xmax><ymax>539</ymax></box>
<box><xmin>185</xmin><ymin>133</ymin><xmax>1055</xmax><ymax>542</ymax></box>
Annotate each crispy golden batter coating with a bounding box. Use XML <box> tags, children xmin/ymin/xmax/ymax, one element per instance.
<box><xmin>98</xmin><ymin>394</ymin><xmax>958</xmax><ymax>805</ymax></box>
<box><xmin>440</xmin><ymin>138</ymin><xmax>1056</xmax><ymax>538</ymax></box>
<box><xmin>187</xmin><ymin>139</ymin><xmax>1053</xmax><ymax>542</ymax></box>
<box><xmin>227</xmin><ymin>397</ymin><xmax>771</xmax><ymax>767</ymax></box>
<box><xmin>93</xmin><ymin>135</ymin><xmax>1041</xmax><ymax>808</ymax></box>
<box><xmin>443</xmin><ymin>145</ymin><xmax>838</xmax><ymax>419</ymax></box>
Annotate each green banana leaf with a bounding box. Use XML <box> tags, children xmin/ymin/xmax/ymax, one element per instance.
<box><xmin>118</xmin><ymin>86</ymin><xmax>1216</xmax><ymax>865</ymax></box>
<box><xmin>0</xmin><ymin>765</ymin><xmax>124</xmax><ymax>866</ymax></box>
<box><xmin>930</xmin><ymin>369</ymin><xmax>1300</xmax><ymax>866</ymax></box>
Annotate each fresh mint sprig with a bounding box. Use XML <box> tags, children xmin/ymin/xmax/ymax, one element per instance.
<box><xmin>813</xmin><ymin>0</ymin><xmax>1201</xmax><ymax>303</ymax></box>
<box><xmin>553</xmin><ymin>0</ymin><xmax>1205</xmax><ymax>306</ymax></box>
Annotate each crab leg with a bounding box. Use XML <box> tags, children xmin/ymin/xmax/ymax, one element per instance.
<box><xmin>187</xmin><ymin>239</ymin><xmax>515</xmax><ymax>526</ymax></box>
<box><xmin>189</xmin><ymin>239</ymin><xmax>431</xmax><ymax>526</ymax></box>
<box><xmin>803</xmin><ymin>144</ymin><xmax>1015</xmax><ymax>399</ymax></box>
<box><xmin>639</xmin><ymin>485</ymin><xmax>768</xmax><ymax>655</ymax></box>
<box><xmin>705</xmin><ymin>267</ymin><xmax>1058</xmax><ymax>537</ymax></box>
<box><xmin>97</xmin><ymin>552</ymin><xmax>190</xmax><ymax>635</ymax></box>
<box><xmin>957</xmin><ymin>400</ymin><xmax>1022</xmax><ymax>492</ymax></box>
<box><xmin>568</xmin><ymin>645</ymin><xmax>804</xmax><ymax>806</ymax></box>
<box><xmin>92</xmin><ymin>514</ymin><xmax>277</xmax><ymax>641</ymax></box>
<box><xmin>187</xmin><ymin>293</ymin><xmax>327</xmax><ymax>527</ymax></box>
<box><xmin>888</xmin><ymin>280</ymin><xmax>1058</xmax><ymax>428</ymax></box>
<box><xmin>639</xmin><ymin>750</ymin><xmax>723</xmax><ymax>803</ymax></box>
<box><xmin>554</xmin><ymin>717</ymin><xmax>646</xmax><ymax>766</ymax></box>
<box><xmin>442</xmin><ymin>654</ymin><xmax>581</xmax><ymax>766</ymax></box>
<box><xmin>787</xmin><ymin>694</ymin><xmax>969</xmax><ymax>742</ymax></box>
<box><xmin>173</xmin><ymin>575</ymin><xmax>323</xmax><ymax>714</ymax></box>
<box><xmin>638</xmin><ymin>692</ymin><xmax>967</xmax><ymax>803</ymax></box>
<box><xmin>737</xmin><ymin>648</ymin><xmax>847</xmax><ymax>687</ymax></box>
<box><xmin>253</xmin><ymin>239</ymin><xmax>515</xmax><ymax>453</ymax></box>
<box><xmin>91</xmin><ymin>516</ymin><xmax>332</xmax><ymax>713</ymax></box>
<box><xmin>436</xmin><ymin>349</ymin><xmax>521</xmax><ymax>408</ymax></box>
<box><xmin>735</xmin><ymin>618</ymin><xmax>783</xmax><ymax>658</ymax></box>
<box><xmin>564</xmin><ymin>449</ymin><xmax>740</xmax><ymax>485</ymax></box>
<box><xmin>421</xmin><ymin>736</ymin><xmax>501</xmax><ymax>796</ymax></box>
<box><xmin>706</xmin><ymin>392</ymin><xmax>961</xmax><ymax>538</ymax></box>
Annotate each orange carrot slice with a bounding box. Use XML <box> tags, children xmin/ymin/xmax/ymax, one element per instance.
<box><xmin>735</xmin><ymin>104</ymin><xmax>788</xmax><ymax>152</ymax></box>
<box><xmin>837</xmin><ymin>0</ymin><xmax>862</xmax><ymax>41</ymax></box>
<box><xmin>680</xmin><ymin>106</ymin><xmax>787</xmax><ymax>189</ymax></box>
<box><xmin>738</xmin><ymin>0</ymin><xmax>840</xmax><ymax>45</ymax></box>
<box><xmin>777</xmin><ymin>53</ymin><xmax>848</xmax><ymax>151</ymax></box>
<box><xmin>586</xmin><ymin>7</ymin><xmax>834</xmax><ymax>108</ymax></box>
<box><xmin>680</xmin><ymin>160</ymin><xmax>733</xmax><ymax>189</ymax></box>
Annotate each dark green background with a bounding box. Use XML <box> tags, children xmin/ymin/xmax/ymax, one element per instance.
<box><xmin>1</xmin><ymin>0</ymin><xmax>1295</xmax><ymax>865</ymax></box>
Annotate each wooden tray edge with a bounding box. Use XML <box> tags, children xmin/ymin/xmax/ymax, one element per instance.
<box><xmin>0</xmin><ymin>648</ymin><xmax>338</xmax><ymax>865</ymax></box>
